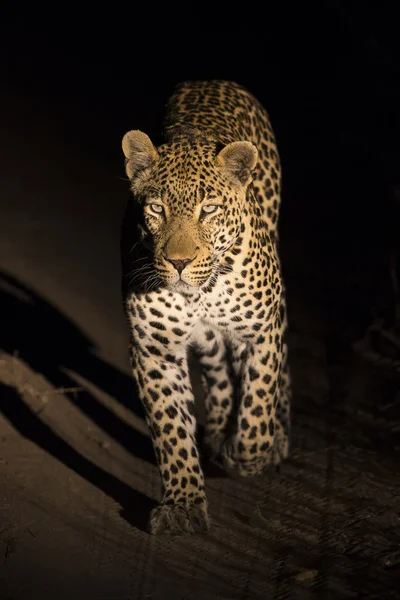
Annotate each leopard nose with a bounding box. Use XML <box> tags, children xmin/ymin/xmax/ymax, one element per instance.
<box><xmin>167</xmin><ymin>257</ymin><xmax>194</xmax><ymax>274</ymax></box>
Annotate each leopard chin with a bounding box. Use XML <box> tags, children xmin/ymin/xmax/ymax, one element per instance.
<box><xmin>170</xmin><ymin>279</ymin><xmax>207</xmax><ymax>293</ymax></box>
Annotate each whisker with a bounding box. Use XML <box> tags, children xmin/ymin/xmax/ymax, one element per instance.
<box><xmin>128</xmin><ymin>268</ymin><xmax>155</xmax><ymax>285</ymax></box>
<box><xmin>129</xmin><ymin>241</ymin><xmax>141</xmax><ymax>255</ymax></box>
<box><xmin>126</xmin><ymin>262</ymin><xmax>153</xmax><ymax>277</ymax></box>
<box><xmin>143</xmin><ymin>273</ymin><xmax>161</xmax><ymax>293</ymax></box>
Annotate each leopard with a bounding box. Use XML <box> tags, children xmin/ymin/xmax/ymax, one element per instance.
<box><xmin>121</xmin><ymin>80</ymin><xmax>291</xmax><ymax>535</ymax></box>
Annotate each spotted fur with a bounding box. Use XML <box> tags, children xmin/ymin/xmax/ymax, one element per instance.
<box><xmin>121</xmin><ymin>80</ymin><xmax>291</xmax><ymax>535</ymax></box>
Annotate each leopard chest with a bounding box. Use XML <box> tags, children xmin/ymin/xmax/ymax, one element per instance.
<box><xmin>196</xmin><ymin>278</ymin><xmax>278</xmax><ymax>344</ymax></box>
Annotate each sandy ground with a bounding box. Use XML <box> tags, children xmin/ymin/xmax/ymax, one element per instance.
<box><xmin>1</xmin><ymin>82</ymin><xmax>400</xmax><ymax>599</ymax></box>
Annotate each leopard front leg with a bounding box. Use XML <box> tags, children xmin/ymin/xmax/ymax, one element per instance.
<box><xmin>130</xmin><ymin>345</ymin><xmax>210</xmax><ymax>535</ymax></box>
<box><xmin>221</xmin><ymin>324</ymin><xmax>289</xmax><ymax>477</ymax></box>
<box><xmin>192</xmin><ymin>325</ymin><xmax>235</xmax><ymax>461</ymax></box>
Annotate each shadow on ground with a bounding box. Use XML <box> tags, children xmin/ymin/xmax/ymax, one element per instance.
<box><xmin>0</xmin><ymin>270</ymin><xmax>159</xmax><ymax>530</ymax></box>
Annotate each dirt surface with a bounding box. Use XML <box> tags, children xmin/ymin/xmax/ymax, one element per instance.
<box><xmin>1</xmin><ymin>45</ymin><xmax>400</xmax><ymax>600</ymax></box>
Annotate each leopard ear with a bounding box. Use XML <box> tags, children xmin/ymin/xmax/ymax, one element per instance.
<box><xmin>216</xmin><ymin>141</ymin><xmax>258</xmax><ymax>187</ymax></box>
<box><xmin>122</xmin><ymin>130</ymin><xmax>159</xmax><ymax>180</ymax></box>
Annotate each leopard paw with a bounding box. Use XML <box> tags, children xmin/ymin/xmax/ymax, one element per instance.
<box><xmin>220</xmin><ymin>437</ymin><xmax>280</xmax><ymax>477</ymax></box>
<box><xmin>149</xmin><ymin>502</ymin><xmax>210</xmax><ymax>535</ymax></box>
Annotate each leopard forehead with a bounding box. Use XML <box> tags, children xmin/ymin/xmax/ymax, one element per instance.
<box><xmin>142</xmin><ymin>142</ymin><xmax>235</xmax><ymax>209</ymax></box>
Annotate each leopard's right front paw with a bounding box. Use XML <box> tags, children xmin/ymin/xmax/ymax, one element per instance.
<box><xmin>149</xmin><ymin>501</ymin><xmax>210</xmax><ymax>535</ymax></box>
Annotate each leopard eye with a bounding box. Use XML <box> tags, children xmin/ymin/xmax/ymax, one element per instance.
<box><xmin>201</xmin><ymin>204</ymin><xmax>219</xmax><ymax>215</ymax></box>
<box><xmin>149</xmin><ymin>204</ymin><xmax>164</xmax><ymax>215</ymax></box>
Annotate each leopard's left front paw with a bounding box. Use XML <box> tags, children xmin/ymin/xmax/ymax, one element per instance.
<box><xmin>220</xmin><ymin>434</ymin><xmax>288</xmax><ymax>477</ymax></box>
<box><xmin>219</xmin><ymin>438</ymin><xmax>268</xmax><ymax>477</ymax></box>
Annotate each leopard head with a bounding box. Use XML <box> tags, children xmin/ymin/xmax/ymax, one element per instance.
<box><xmin>122</xmin><ymin>130</ymin><xmax>257</xmax><ymax>289</ymax></box>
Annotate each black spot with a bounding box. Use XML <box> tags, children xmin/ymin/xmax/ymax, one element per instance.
<box><xmin>177</xmin><ymin>427</ymin><xmax>187</xmax><ymax>439</ymax></box>
<box><xmin>146</xmin><ymin>345</ymin><xmax>162</xmax><ymax>356</ymax></box>
<box><xmin>137</xmin><ymin>305</ymin><xmax>146</xmax><ymax>320</ymax></box>
<box><xmin>241</xmin><ymin>418</ymin><xmax>250</xmax><ymax>430</ymax></box>
<box><xmin>148</xmin><ymin>389</ymin><xmax>160</xmax><ymax>401</ymax></box>
<box><xmin>251</xmin><ymin>405</ymin><xmax>263</xmax><ymax>417</ymax></box>
<box><xmin>249</xmin><ymin>367</ymin><xmax>260</xmax><ymax>381</ymax></box>
<box><xmin>172</xmin><ymin>328</ymin><xmax>185</xmax><ymax>336</ymax></box>
<box><xmin>244</xmin><ymin>395</ymin><xmax>253</xmax><ymax>408</ymax></box>
<box><xmin>134</xmin><ymin>325</ymin><xmax>146</xmax><ymax>339</ymax></box>
<box><xmin>163</xmin><ymin>440</ymin><xmax>173</xmax><ymax>455</ymax></box>
<box><xmin>166</xmin><ymin>406</ymin><xmax>178</xmax><ymax>419</ymax></box>
<box><xmin>152</xmin><ymin>333</ymin><xmax>169</xmax><ymax>345</ymax></box>
<box><xmin>217</xmin><ymin>380</ymin><xmax>229</xmax><ymax>391</ymax></box>
<box><xmin>205</xmin><ymin>330</ymin><xmax>215</xmax><ymax>341</ymax></box>
<box><xmin>150</xmin><ymin>321</ymin><xmax>166</xmax><ymax>331</ymax></box>
<box><xmin>150</xmin><ymin>308</ymin><xmax>163</xmax><ymax>318</ymax></box>
<box><xmin>261</xmin><ymin>352</ymin><xmax>270</xmax><ymax>365</ymax></box>
<box><xmin>163</xmin><ymin>423</ymin><xmax>173</xmax><ymax>434</ymax></box>
<box><xmin>179</xmin><ymin>448</ymin><xmax>188</xmax><ymax>460</ymax></box>
<box><xmin>249</xmin><ymin>426</ymin><xmax>257</xmax><ymax>440</ymax></box>
<box><xmin>148</xmin><ymin>369</ymin><xmax>163</xmax><ymax>380</ymax></box>
<box><xmin>269</xmin><ymin>419</ymin><xmax>275</xmax><ymax>437</ymax></box>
